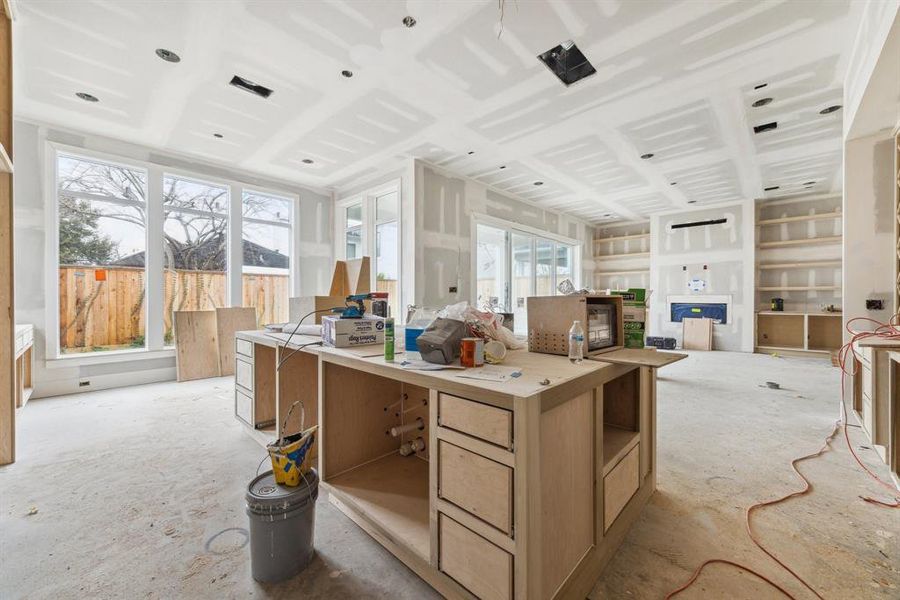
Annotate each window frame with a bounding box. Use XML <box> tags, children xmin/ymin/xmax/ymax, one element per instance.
<box><xmin>470</xmin><ymin>213</ymin><xmax>580</xmax><ymax>327</ymax></box>
<box><xmin>334</xmin><ymin>178</ymin><xmax>402</xmax><ymax>310</ymax></box>
<box><xmin>45</xmin><ymin>142</ymin><xmax>299</xmax><ymax>365</ymax></box>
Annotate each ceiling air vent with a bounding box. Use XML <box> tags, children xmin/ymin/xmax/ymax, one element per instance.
<box><xmin>764</xmin><ymin>185</ymin><xmax>780</xmax><ymax>191</ymax></box>
<box><xmin>753</xmin><ymin>121</ymin><xmax>777</xmax><ymax>134</ymax></box>
<box><xmin>671</xmin><ymin>218</ymin><xmax>728</xmax><ymax>230</ymax></box>
<box><xmin>229</xmin><ymin>75</ymin><xmax>273</xmax><ymax>99</ymax></box>
<box><xmin>537</xmin><ymin>40</ymin><xmax>596</xmax><ymax>86</ymax></box>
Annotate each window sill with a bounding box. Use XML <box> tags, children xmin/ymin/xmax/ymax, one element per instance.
<box><xmin>45</xmin><ymin>348</ymin><xmax>176</xmax><ymax>369</ymax></box>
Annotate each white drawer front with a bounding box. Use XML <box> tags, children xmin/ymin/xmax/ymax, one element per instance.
<box><xmin>235</xmin><ymin>338</ymin><xmax>253</xmax><ymax>358</ymax></box>
<box><xmin>235</xmin><ymin>358</ymin><xmax>253</xmax><ymax>391</ymax></box>
<box><xmin>235</xmin><ymin>388</ymin><xmax>253</xmax><ymax>425</ymax></box>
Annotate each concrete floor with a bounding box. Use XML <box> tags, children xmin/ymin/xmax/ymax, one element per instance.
<box><xmin>1</xmin><ymin>351</ymin><xmax>897</xmax><ymax>599</ymax></box>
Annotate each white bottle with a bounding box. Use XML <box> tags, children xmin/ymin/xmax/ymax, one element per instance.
<box><xmin>568</xmin><ymin>320</ymin><xmax>584</xmax><ymax>364</ymax></box>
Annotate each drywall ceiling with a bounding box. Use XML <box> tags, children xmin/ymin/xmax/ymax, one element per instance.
<box><xmin>13</xmin><ymin>0</ymin><xmax>858</xmax><ymax>223</ymax></box>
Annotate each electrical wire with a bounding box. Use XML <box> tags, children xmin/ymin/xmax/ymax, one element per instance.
<box><xmin>666</xmin><ymin>315</ymin><xmax>900</xmax><ymax>599</ymax></box>
<box><xmin>275</xmin><ymin>306</ymin><xmax>345</xmax><ymax>370</ymax></box>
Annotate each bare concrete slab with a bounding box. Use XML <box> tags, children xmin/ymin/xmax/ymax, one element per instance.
<box><xmin>1</xmin><ymin>351</ymin><xmax>897</xmax><ymax>599</ymax></box>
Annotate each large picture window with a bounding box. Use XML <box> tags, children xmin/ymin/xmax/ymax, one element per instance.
<box><xmin>242</xmin><ymin>190</ymin><xmax>292</xmax><ymax>326</ymax></box>
<box><xmin>51</xmin><ymin>146</ymin><xmax>299</xmax><ymax>359</ymax></box>
<box><xmin>57</xmin><ymin>154</ymin><xmax>148</xmax><ymax>354</ymax></box>
<box><xmin>474</xmin><ymin>217</ymin><xmax>579</xmax><ymax>335</ymax></box>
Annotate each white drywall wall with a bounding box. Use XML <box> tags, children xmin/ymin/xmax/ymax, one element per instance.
<box><xmin>13</xmin><ymin>120</ymin><xmax>333</xmax><ymax>398</ymax></box>
<box><xmin>413</xmin><ymin>160</ymin><xmax>595</xmax><ymax>309</ymax></box>
<box><xmin>649</xmin><ymin>202</ymin><xmax>755</xmax><ymax>352</ymax></box>
<box><xmin>842</xmin><ymin>130</ymin><xmax>896</xmax><ymax>339</ymax></box>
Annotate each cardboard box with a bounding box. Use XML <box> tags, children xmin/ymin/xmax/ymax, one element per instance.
<box><xmin>624</xmin><ymin>328</ymin><xmax>645</xmax><ymax>349</ymax></box>
<box><xmin>322</xmin><ymin>315</ymin><xmax>385</xmax><ymax>348</ymax></box>
<box><xmin>609</xmin><ymin>288</ymin><xmax>646</xmax><ymax>303</ymax></box>
<box><xmin>622</xmin><ymin>304</ymin><xmax>646</xmax><ymax>323</ymax></box>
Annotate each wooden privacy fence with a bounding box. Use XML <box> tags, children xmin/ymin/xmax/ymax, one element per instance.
<box><xmin>59</xmin><ymin>265</ymin><xmax>289</xmax><ymax>353</ymax></box>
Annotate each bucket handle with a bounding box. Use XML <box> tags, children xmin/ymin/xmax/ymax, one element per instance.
<box><xmin>278</xmin><ymin>400</ymin><xmax>306</xmax><ymax>446</ymax></box>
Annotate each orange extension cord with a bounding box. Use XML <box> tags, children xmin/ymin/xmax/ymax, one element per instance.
<box><xmin>665</xmin><ymin>317</ymin><xmax>900</xmax><ymax>599</ymax></box>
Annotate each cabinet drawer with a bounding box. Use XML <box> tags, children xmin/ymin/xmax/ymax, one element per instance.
<box><xmin>439</xmin><ymin>393</ymin><xmax>512</xmax><ymax>449</ymax></box>
<box><xmin>439</xmin><ymin>514</ymin><xmax>512</xmax><ymax>600</ymax></box>
<box><xmin>235</xmin><ymin>358</ymin><xmax>254</xmax><ymax>392</ymax></box>
<box><xmin>604</xmin><ymin>443</ymin><xmax>640</xmax><ymax>531</ymax></box>
<box><xmin>235</xmin><ymin>338</ymin><xmax>254</xmax><ymax>359</ymax></box>
<box><xmin>439</xmin><ymin>441</ymin><xmax>512</xmax><ymax>534</ymax></box>
<box><xmin>235</xmin><ymin>388</ymin><xmax>253</xmax><ymax>425</ymax></box>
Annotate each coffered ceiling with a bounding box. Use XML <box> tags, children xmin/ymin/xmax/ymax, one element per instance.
<box><xmin>13</xmin><ymin>0</ymin><xmax>858</xmax><ymax>223</ymax></box>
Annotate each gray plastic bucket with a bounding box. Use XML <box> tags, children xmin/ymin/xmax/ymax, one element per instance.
<box><xmin>246</xmin><ymin>468</ymin><xmax>319</xmax><ymax>583</ymax></box>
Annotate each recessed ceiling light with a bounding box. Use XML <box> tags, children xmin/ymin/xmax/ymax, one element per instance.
<box><xmin>819</xmin><ymin>105</ymin><xmax>842</xmax><ymax>114</ymax></box>
<box><xmin>640</xmin><ymin>153</ymin><xmax>654</xmax><ymax>159</ymax></box>
<box><xmin>155</xmin><ymin>48</ymin><xmax>181</xmax><ymax>63</ymax></box>
<box><xmin>302</xmin><ymin>158</ymin><xmax>314</xmax><ymax>164</ymax></box>
<box><xmin>402</xmin><ymin>16</ymin><xmax>417</xmax><ymax>28</ymax></box>
<box><xmin>213</xmin><ymin>133</ymin><xmax>223</xmax><ymax>139</ymax></box>
<box><xmin>341</xmin><ymin>70</ymin><xmax>353</xmax><ymax>78</ymax></box>
<box><xmin>752</xmin><ymin>97</ymin><xmax>773</xmax><ymax>107</ymax></box>
<box><xmin>76</xmin><ymin>92</ymin><xmax>99</xmax><ymax>102</ymax></box>
<box><xmin>754</xmin><ymin>83</ymin><xmax>768</xmax><ymax>90</ymax></box>
<box><xmin>534</xmin><ymin>181</ymin><xmax>544</xmax><ymax>186</ymax></box>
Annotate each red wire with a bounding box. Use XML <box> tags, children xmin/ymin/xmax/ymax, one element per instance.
<box><xmin>665</xmin><ymin>316</ymin><xmax>900</xmax><ymax>599</ymax></box>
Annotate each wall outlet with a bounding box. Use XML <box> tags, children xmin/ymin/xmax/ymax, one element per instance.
<box><xmin>78</xmin><ymin>380</ymin><xmax>91</xmax><ymax>387</ymax></box>
<box><xmin>866</xmin><ymin>299</ymin><xmax>884</xmax><ymax>310</ymax></box>
<box><xmin>448</xmin><ymin>286</ymin><xmax>458</xmax><ymax>294</ymax></box>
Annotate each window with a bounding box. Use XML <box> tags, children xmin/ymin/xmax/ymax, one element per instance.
<box><xmin>163</xmin><ymin>175</ymin><xmax>228</xmax><ymax>345</ymax></box>
<box><xmin>49</xmin><ymin>145</ymin><xmax>300</xmax><ymax>361</ymax></box>
<box><xmin>336</xmin><ymin>180</ymin><xmax>402</xmax><ymax>319</ymax></box>
<box><xmin>473</xmin><ymin>217</ymin><xmax>578</xmax><ymax>335</ymax></box>
<box><xmin>57</xmin><ymin>154</ymin><xmax>148</xmax><ymax>354</ymax></box>
<box><xmin>242</xmin><ymin>190</ymin><xmax>292</xmax><ymax>326</ymax></box>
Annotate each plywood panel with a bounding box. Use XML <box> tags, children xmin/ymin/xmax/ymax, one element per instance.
<box><xmin>216</xmin><ymin>307</ymin><xmax>257</xmax><ymax>376</ymax></box>
<box><xmin>807</xmin><ymin>315</ymin><xmax>842</xmax><ymax>351</ymax></box>
<box><xmin>604</xmin><ymin>444</ymin><xmax>640</xmax><ymax>531</ymax></box>
<box><xmin>540</xmin><ymin>391</ymin><xmax>594</xmax><ymax>599</ymax></box>
<box><xmin>439</xmin><ymin>514</ymin><xmax>512</xmax><ymax>600</ymax></box>
<box><xmin>346</xmin><ymin>256</ymin><xmax>371</xmax><ymax>294</ymax></box>
<box><xmin>603</xmin><ymin>369</ymin><xmax>638</xmax><ymax>430</ymax></box>
<box><xmin>438</xmin><ymin>441</ymin><xmax>512</xmax><ymax>534</ymax></box>
<box><xmin>278</xmin><ymin>349</ymin><xmax>318</xmax><ymax>437</ymax></box>
<box><xmin>756</xmin><ymin>313</ymin><xmax>804</xmax><ymax>348</ymax></box>
<box><xmin>439</xmin><ymin>393</ymin><xmax>512</xmax><ymax>449</ymax></box>
<box><xmin>682</xmin><ymin>318</ymin><xmax>713</xmax><ymax>351</ymax></box>
<box><xmin>174</xmin><ymin>310</ymin><xmax>219</xmax><ymax>381</ymax></box>
<box><xmin>322</xmin><ymin>362</ymin><xmax>402</xmax><ymax>477</ymax></box>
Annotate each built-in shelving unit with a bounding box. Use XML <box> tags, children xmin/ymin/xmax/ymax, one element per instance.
<box><xmin>593</xmin><ymin>222</ymin><xmax>651</xmax><ymax>290</ymax></box>
<box><xmin>755</xmin><ymin>194</ymin><xmax>842</xmax><ymax>356</ymax></box>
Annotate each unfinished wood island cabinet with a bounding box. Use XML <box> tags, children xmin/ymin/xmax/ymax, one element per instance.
<box><xmin>316</xmin><ymin>345</ymin><xmax>685</xmax><ymax>600</ymax></box>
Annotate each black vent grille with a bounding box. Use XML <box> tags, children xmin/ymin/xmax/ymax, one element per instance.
<box><xmin>229</xmin><ymin>75</ymin><xmax>273</xmax><ymax>99</ymax></box>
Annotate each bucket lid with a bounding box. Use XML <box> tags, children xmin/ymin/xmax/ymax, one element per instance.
<box><xmin>246</xmin><ymin>469</ymin><xmax>319</xmax><ymax>514</ymax></box>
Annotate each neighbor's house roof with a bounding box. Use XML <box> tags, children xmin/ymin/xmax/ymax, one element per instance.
<box><xmin>112</xmin><ymin>233</ymin><xmax>287</xmax><ymax>270</ymax></box>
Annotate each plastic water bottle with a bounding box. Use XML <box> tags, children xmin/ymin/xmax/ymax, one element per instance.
<box><xmin>568</xmin><ymin>320</ymin><xmax>584</xmax><ymax>364</ymax></box>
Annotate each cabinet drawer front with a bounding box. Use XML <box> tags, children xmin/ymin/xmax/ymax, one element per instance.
<box><xmin>439</xmin><ymin>393</ymin><xmax>512</xmax><ymax>449</ymax></box>
<box><xmin>235</xmin><ymin>338</ymin><xmax>254</xmax><ymax>359</ymax></box>
<box><xmin>235</xmin><ymin>358</ymin><xmax>254</xmax><ymax>391</ymax></box>
<box><xmin>235</xmin><ymin>388</ymin><xmax>253</xmax><ymax>425</ymax></box>
<box><xmin>439</xmin><ymin>441</ymin><xmax>512</xmax><ymax>534</ymax></box>
<box><xmin>439</xmin><ymin>514</ymin><xmax>512</xmax><ymax>600</ymax></box>
<box><xmin>604</xmin><ymin>443</ymin><xmax>640</xmax><ymax>531</ymax></box>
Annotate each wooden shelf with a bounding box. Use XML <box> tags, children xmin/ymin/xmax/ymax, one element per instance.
<box><xmin>758</xmin><ymin>211</ymin><xmax>841</xmax><ymax>225</ymax></box>
<box><xmin>594</xmin><ymin>233</ymin><xmax>649</xmax><ymax>243</ymax></box>
<box><xmin>758</xmin><ymin>236</ymin><xmax>842</xmax><ymax>249</ymax></box>
<box><xmin>757</xmin><ymin>286</ymin><xmax>840</xmax><ymax>292</ymax></box>
<box><xmin>756</xmin><ymin>345</ymin><xmax>829</xmax><ymax>354</ymax></box>
<box><xmin>595</xmin><ymin>270</ymin><xmax>649</xmax><ymax>276</ymax></box>
<box><xmin>0</xmin><ymin>143</ymin><xmax>10</xmax><ymax>173</ymax></box>
<box><xmin>602</xmin><ymin>425</ymin><xmax>639</xmax><ymax>476</ymax></box>
<box><xmin>328</xmin><ymin>451</ymin><xmax>430</xmax><ymax>560</ymax></box>
<box><xmin>757</xmin><ymin>311</ymin><xmax>841</xmax><ymax>317</ymax></box>
<box><xmin>758</xmin><ymin>260</ymin><xmax>841</xmax><ymax>270</ymax></box>
<box><xmin>594</xmin><ymin>251</ymin><xmax>650</xmax><ymax>259</ymax></box>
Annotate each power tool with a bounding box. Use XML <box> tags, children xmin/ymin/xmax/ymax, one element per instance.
<box><xmin>333</xmin><ymin>292</ymin><xmax>388</xmax><ymax>319</ymax></box>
